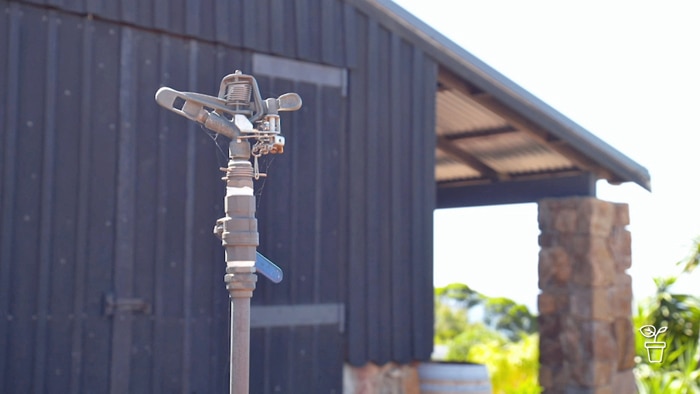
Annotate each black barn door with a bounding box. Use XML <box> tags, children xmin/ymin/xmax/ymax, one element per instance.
<box><xmin>249</xmin><ymin>54</ymin><xmax>347</xmax><ymax>394</ymax></box>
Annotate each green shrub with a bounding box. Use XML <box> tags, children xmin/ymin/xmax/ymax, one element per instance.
<box><xmin>466</xmin><ymin>333</ymin><xmax>541</xmax><ymax>394</ymax></box>
<box><xmin>634</xmin><ymin>238</ymin><xmax>700</xmax><ymax>393</ymax></box>
<box><xmin>435</xmin><ymin>284</ymin><xmax>542</xmax><ymax>394</ymax></box>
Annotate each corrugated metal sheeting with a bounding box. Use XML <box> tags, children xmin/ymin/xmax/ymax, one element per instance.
<box><xmin>8</xmin><ymin>0</ymin><xmax>349</xmax><ymax>68</ymax></box>
<box><xmin>343</xmin><ymin>12</ymin><xmax>435</xmax><ymax>366</ymax></box>
<box><xmin>1</xmin><ymin>3</ymin><xmax>236</xmax><ymax>392</ymax></box>
<box><xmin>435</xmin><ymin>81</ymin><xmax>578</xmax><ymax>184</ymax></box>
<box><xmin>1</xmin><ymin>0</ymin><xmax>436</xmax><ymax>392</ymax></box>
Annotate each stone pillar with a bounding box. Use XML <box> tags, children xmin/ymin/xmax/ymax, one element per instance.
<box><xmin>537</xmin><ymin>197</ymin><xmax>637</xmax><ymax>394</ymax></box>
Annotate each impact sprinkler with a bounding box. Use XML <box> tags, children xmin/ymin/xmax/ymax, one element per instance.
<box><xmin>155</xmin><ymin>71</ymin><xmax>301</xmax><ymax>394</ymax></box>
<box><xmin>639</xmin><ymin>325</ymin><xmax>668</xmax><ymax>363</ymax></box>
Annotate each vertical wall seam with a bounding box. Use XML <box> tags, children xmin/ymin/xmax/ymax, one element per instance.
<box><xmin>109</xmin><ymin>25</ymin><xmax>136</xmax><ymax>394</ymax></box>
<box><xmin>151</xmin><ymin>33</ymin><xmax>170</xmax><ymax>394</ymax></box>
<box><xmin>376</xmin><ymin>26</ymin><xmax>393</xmax><ymax>363</ymax></box>
<box><xmin>213</xmin><ymin>0</ymin><xmax>227</xmax><ymax>43</ymax></box>
<box><xmin>313</xmin><ymin>83</ymin><xmax>322</xmax><ymax>304</ymax></box>
<box><xmin>288</xmin><ymin>78</ymin><xmax>300</xmax><ymax>305</ymax></box>
<box><xmin>345</xmin><ymin>9</ymin><xmax>368</xmax><ymax>364</ymax></box>
<box><xmin>364</xmin><ymin>18</ymin><xmax>380</xmax><ymax>362</ymax></box>
<box><xmin>153</xmin><ymin>0</ymin><xmax>168</xmax><ymax>31</ymax></box>
<box><xmin>263</xmin><ymin>327</ymin><xmax>271</xmax><ymax>393</ymax></box>
<box><xmin>293</xmin><ymin>0</ymin><xmax>309</xmax><ymax>60</ymax></box>
<box><xmin>336</xmin><ymin>76</ymin><xmax>348</xmax><ymax>331</ymax></box>
<box><xmin>181</xmin><ymin>37</ymin><xmax>198</xmax><ymax>394</ymax></box>
<box><xmin>69</xmin><ymin>15</ymin><xmax>93</xmax><ymax>394</ymax></box>
<box><xmin>320</xmin><ymin>0</ymin><xmax>335</xmax><ymax>65</ymax></box>
<box><xmin>267</xmin><ymin>0</ymin><xmax>285</xmax><ymax>57</ymax></box>
<box><xmin>184</xmin><ymin>0</ymin><xmax>199</xmax><ymax>37</ymax></box>
<box><xmin>409</xmin><ymin>46</ymin><xmax>423</xmax><ymax>358</ymax></box>
<box><xmin>388</xmin><ymin>31</ymin><xmax>403</xmax><ymax>362</ymax></box>
<box><xmin>0</xmin><ymin>3</ymin><xmax>21</xmax><ymax>391</ymax></box>
<box><xmin>33</xmin><ymin>9</ymin><xmax>58</xmax><ymax>393</ymax></box>
<box><xmin>422</xmin><ymin>57</ymin><xmax>437</xmax><ymax>357</ymax></box>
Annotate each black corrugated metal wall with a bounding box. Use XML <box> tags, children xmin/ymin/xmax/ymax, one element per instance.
<box><xmin>0</xmin><ymin>0</ymin><xmax>436</xmax><ymax>392</ymax></box>
<box><xmin>343</xmin><ymin>7</ymin><xmax>436</xmax><ymax>365</ymax></box>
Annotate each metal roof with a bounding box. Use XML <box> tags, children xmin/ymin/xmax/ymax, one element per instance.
<box><xmin>368</xmin><ymin>0</ymin><xmax>651</xmax><ymax>204</ymax></box>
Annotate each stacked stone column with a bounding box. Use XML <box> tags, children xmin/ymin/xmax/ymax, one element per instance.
<box><xmin>538</xmin><ymin>197</ymin><xmax>637</xmax><ymax>394</ymax></box>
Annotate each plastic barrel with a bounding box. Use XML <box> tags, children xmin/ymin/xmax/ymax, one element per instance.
<box><xmin>418</xmin><ymin>362</ymin><xmax>492</xmax><ymax>394</ymax></box>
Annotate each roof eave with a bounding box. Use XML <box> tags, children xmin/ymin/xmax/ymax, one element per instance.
<box><xmin>367</xmin><ymin>0</ymin><xmax>651</xmax><ymax>192</ymax></box>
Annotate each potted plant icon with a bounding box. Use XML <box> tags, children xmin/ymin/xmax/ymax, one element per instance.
<box><xmin>639</xmin><ymin>325</ymin><xmax>667</xmax><ymax>363</ymax></box>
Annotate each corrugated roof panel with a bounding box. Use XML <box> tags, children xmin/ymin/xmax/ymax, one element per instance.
<box><xmin>453</xmin><ymin>132</ymin><xmax>575</xmax><ymax>175</ymax></box>
<box><xmin>436</xmin><ymin>88</ymin><xmax>509</xmax><ymax>136</ymax></box>
<box><xmin>435</xmin><ymin>149</ymin><xmax>481</xmax><ymax>181</ymax></box>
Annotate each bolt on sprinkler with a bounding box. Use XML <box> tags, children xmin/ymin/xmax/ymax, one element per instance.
<box><xmin>155</xmin><ymin>70</ymin><xmax>301</xmax><ymax>394</ymax></box>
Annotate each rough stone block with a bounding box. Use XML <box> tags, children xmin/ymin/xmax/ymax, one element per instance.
<box><xmin>540</xmin><ymin>364</ymin><xmax>554</xmax><ymax>390</ymax></box>
<box><xmin>613</xmin><ymin>319</ymin><xmax>637</xmax><ymax>370</ymax></box>
<box><xmin>541</xmin><ymin>197</ymin><xmax>565</xmax><ymax>212</ymax></box>
<box><xmin>539</xmin><ymin>198</ymin><xmax>581</xmax><ymax>232</ymax></box>
<box><xmin>539</xmin><ymin>203</ymin><xmax>553</xmax><ymax>231</ymax></box>
<box><xmin>555</xmin><ymin>208</ymin><xmax>578</xmax><ymax>233</ymax></box>
<box><xmin>539</xmin><ymin>292</ymin><xmax>569</xmax><ymax>315</ymax></box>
<box><xmin>541</xmin><ymin>197</ymin><xmax>621</xmax><ymax>235</ymax></box>
<box><xmin>615</xmin><ymin>272</ymin><xmax>632</xmax><ymax>287</ymax></box>
<box><xmin>570</xmin><ymin>359</ymin><xmax>616</xmax><ymax>388</ymax></box>
<box><xmin>541</xmin><ymin>364</ymin><xmax>570</xmax><ymax>392</ymax></box>
<box><xmin>565</xmin><ymin>384</ymin><xmax>613</xmax><ymax>394</ymax></box>
<box><xmin>539</xmin><ymin>293</ymin><xmax>558</xmax><ymax>315</ymax></box>
<box><xmin>568</xmin><ymin>234</ymin><xmax>588</xmax><ymax>256</ymax></box>
<box><xmin>609</xmin><ymin>228</ymin><xmax>632</xmax><ymax>272</ymax></box>
<box><xmin>580</xmin><ymin>321</ymin><xmax>617</xmax><ymax>361</ymax></box>
<box><xmin>539</xmin><ymin>314</ymin><xmax>562</xmax><ymax>338</ymax></box>
<box><xmin>561</xmin><ymin>317</ymin><xmax>584</xmax><ymax>364</ymax></box>
<box><xmin>539</xmin><ymin>246</ymin><xmax>573</xmax><ymax>289</ymax></box>
<box><xmin>539</xmin><ymin>232</ymin><xmax>558</xmax><ymax>248</ymax></box>
<box><xmin>539</xmin><ymin>199</ymin><xmax>575</xmax><ymax>229</ymax></box>
<box><xmin>570</xmin><ymin>287</ymin><xmax>613</xmax><ymax>322</ymax></box>
<box><xmin>577</xmin><ymin>199</ymin><xmax>614</xmax><ymax>236</ymax></box>
<box><xmin>611</xmin><ymin>369</ymin><xmax>637</xmax><ymax>393</ymax></box>
<box><xmin>611</xmin><ymin>275</ymin><xmax>633</xmax><ymax>318</ymax></box>
<box><xmin>571</xmin><ymin>237</ymin><xmax>615</xmax><ymax>287</ymax></box>
<box><xmin>613</xmin><ymin>203</ymin><xmax>630</xmax><ymax>226</ymax></box>
<box><xmin>540</xmin><ymin>333</ymin><xmax>564</xmax><ymax>362</ymax></box>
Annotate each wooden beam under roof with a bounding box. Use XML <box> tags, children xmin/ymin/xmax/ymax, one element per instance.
<box><xmin>440</xmin><ymin>125</ymin><xmax>518</xmax><ymax>140</ymax></box>
<box><xmin>436</xmin><ymin>136</ymin><xmax>507</xmax><ymax>182</ymax></box>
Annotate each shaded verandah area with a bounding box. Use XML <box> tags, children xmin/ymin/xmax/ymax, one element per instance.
<box><xmin>346</xmin><ymin>196</ymin><xmax>639</xmax><ymax>394</ymax></box>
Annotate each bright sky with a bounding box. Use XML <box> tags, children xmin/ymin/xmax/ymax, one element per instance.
<box><xmin>393</xmin><ymin>0</ymin><xmax>700</xmax><ymax>312</ymax></box>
